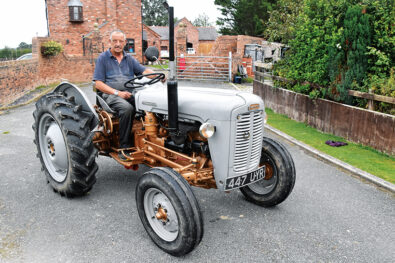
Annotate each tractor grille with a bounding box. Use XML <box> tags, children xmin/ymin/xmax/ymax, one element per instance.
<box><xmin>233</xmin><ymin>111</ymin><xmax>263</xmax><ymax>173</ymax></box>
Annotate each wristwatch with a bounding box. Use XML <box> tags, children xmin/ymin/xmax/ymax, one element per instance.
<box><xmin>113</xmin><ymin>90</ymin><xmax>119</xmax><ymax>96</ymax></box>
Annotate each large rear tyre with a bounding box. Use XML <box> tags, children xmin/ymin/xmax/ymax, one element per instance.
<box><xmin>32</xmin><ymin>92</ymin><xmax>98</xmax><ymax>197</ymax></box>
<box><xmin>240</xmin><ymin>137</ymin><xmax>296</xmax><ymax>207</ymax></box>
<box><xmin>135</xmin><ymin>167</ymin><xmax>203</xmax><ymax>256</ymax></box>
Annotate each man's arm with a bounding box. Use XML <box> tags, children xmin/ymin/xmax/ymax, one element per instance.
<box><xmin>142</xmin><ymin>68</ymin><xmax>155</xmax><ymax>75</ymax></box>
<box><xmin>95</xmin><ymin>81</ymin><xmax>132</xmax><ymax>99</ymax></box>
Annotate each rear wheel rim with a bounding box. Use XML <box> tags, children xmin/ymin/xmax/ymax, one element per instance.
<box><xmin>38</xmin><ymin>113</ymin><xmax>68</xmax><ymax>183</ymax></box>
<box><xmin>143</xmin><ymin>188</ymin><xmax>179</xmax><ymax>242</ymax></box>
<box><xmin>247</xmin><ymin>153</ymin><xmax>278</xmax><ymax>195</ymax></box>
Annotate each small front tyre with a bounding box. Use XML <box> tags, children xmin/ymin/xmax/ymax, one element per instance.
<box><xmin>240</xmin><ymin>137</ymin><xmax>296</xmax><ymax>207</ymax></box>
<box><xmin>135</xmin><ymin>167</ymin><xmax>203</xmax><ymax>256</ymax></box>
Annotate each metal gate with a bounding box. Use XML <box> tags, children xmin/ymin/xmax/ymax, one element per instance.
<box><xmin>176</xmin><ymin>52</ymin><xmax>232</xmax><ymax>82</ymax></box>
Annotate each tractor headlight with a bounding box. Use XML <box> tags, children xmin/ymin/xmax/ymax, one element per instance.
<box><xmin>199</xmin><ymin>123</ymin><xmax>216</xmax><ymax>138</ymax></box>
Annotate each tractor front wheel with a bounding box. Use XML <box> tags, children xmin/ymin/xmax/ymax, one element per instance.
<box><xmin>240</xmin><ymin>137</ymin><xmax>296</xmax><ymax>207</ymax></box>
<box><xmin>135</xmin><ymin>167</ymin><xmax>203</xmax><ymax>256</ymax></box>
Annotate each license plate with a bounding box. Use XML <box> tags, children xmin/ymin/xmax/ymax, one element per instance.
<box><xmin>225</xmin><ymin>166</ymin><xmax>265</xmax><ymax>190</ymax></box>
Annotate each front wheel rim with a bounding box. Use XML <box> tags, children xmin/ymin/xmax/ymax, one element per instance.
<box><xmin>38</xmin><ymin>113</ymin><xmax>68</xmax><ymax>183</ymax></box>
<box><xmin>247</xmin><ymin>153</ymin><xmax>278</xmax><ymax>195</ymax></box>
<box><xmin>143</xmin><ymin>188</ymin><xmax>179</xmax><ymax>242</ymax></box>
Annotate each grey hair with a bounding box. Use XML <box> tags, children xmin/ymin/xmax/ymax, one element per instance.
<box><xmin>110</xmin><ymin>29</ymin><xmax>126</xmax><ymax>40</ymax></box>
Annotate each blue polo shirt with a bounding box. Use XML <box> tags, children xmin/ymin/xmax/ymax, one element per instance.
<box><xmin>93</xmin><ymin>49</ymin><xmax>146</xmax><ymax>91</ymax></box>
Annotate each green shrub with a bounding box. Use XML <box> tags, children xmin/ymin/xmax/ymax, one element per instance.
<box><xmin>243</xmin><ymin>77</ymin><xmax>254</xmax><ymax>83</ymax></box>
<box><xmin>41</xmin><ymin>41</ymin><xmax>63</xmax><ymax>57</ymax></box>
<box><xmin>290</xmin><ymin>83</ymin><xmax>310</xmax><ymax>94</ymax></box>
<box><xmin>309</xmin><ymin>89</ymin><xmax>321</xmax><ymax>99</ymax></box>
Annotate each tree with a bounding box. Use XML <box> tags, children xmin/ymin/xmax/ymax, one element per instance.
<box><xmin>264</xmin><ymin>0</ymin><xmax>303</xmax><ymax>44</ymax></box>
<box><xmin>18</xmin><ymin>42</ymin><xmax>32</xmax><ymax>49</ymax></box>
<box><xmin>142</xmin><ymin>0</ymin><xmax>168</xmax><ymax>26</ymax></box>
<box><xmin>330</xmin><ymin>5</ymin><xmax>371</xmax><ymax>102</ymax></box>
<box><xmin>0</xmin><ymin>46</ymin><xmax>12</xmax><ymax>59</ymax></box>
<box><xmin>214</xmin><ymin>0</ymin><xmax>276</xmax><ymax>36</ymax></box>
<box><xmin>193</xmin><ymin>13</ymin><xmax>212</xmax><ymax>27</ymax></box>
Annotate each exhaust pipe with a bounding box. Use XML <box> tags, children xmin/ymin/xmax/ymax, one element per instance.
<box><xmin>165</xmin><ymin>4</ymin><xmax>178</xmax><ymax>134</ymax></box>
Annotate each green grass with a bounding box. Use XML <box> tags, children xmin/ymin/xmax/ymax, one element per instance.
<box><xmin>242</xmin><ymin>77</ymin><xmax>254</xmax><ymax>83</ymax></box>
<box><xmin>147</xmin><ymin>64</ymin><xmax>169</xmax><ymax>70</ymax></box>
<box><xmin>265</xmin><ymin>108</ymin><xmax>395</xmax><ymax>184</ymax></box>
<box><xmin>33</xmin><ymin>82</ymin><xmax>60</xmax><ymax>92</ymax></box>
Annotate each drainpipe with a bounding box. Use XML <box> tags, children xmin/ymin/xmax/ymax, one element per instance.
<box><xmin>141</xmin><ymin>1</ymin><xmax>144</xmax><ymax>63</ymax></box>
<box><xmin>45</xmin><ymin>0</ymin><xmax>50</xmax><ymax>36</ymax></box>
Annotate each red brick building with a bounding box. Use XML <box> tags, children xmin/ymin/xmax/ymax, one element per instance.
<box><xmin>146</xmin><ymin>18</ymin><xmax>218</xmax><ymax>57</ymax></box>
<box><xmin>45</xmin><ymin>0</ymin><xmax>144</xmax><ymax>61</ymax></box>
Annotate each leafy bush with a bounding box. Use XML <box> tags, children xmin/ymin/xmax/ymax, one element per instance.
<box><xmin>268</xmin><ymin>0</ymin><xmax>394</xmax><ymax>114</ymax></box>
<box><xmin>329</xmin><ymin>5</ymin><xmax>371</xmax><ymax>103</ymax></box>
<box><xmin>41</xmin><ymin>41</ymin><xmax>63</xmax><ymax>57</ymax></box>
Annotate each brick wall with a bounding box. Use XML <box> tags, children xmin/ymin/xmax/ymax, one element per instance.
<box><xmin>35</xmin><ymin>37</ymin><xmax>95</xmax><ymax>83</ymax></box>
<box><xmin>175</xmin><ymin>18</ymin><xmax>199</xmax><ymax>56</ymax></box>
<box><xmin>0</xmin><ymin>59</ymin><xmax>40</xmax><ymax>106</ymax></box>
<box><xmin>209</xmin><ymin>35</ymin><xmax>264</xmax><ymax>76</ymax></box>
<box><xmin>46</xmin><ymin>0</ymin><xmax>143</xmax><ymax>62</ymax></box>
<box><xmin>209</xmin><ymin>35</ymin><xmax>238</xmax><ymax>56</ymax></box>
<box><xmin>0</xmin><ymin>37</ymin><xmax>96</xmax><ymax>106</ymax></box>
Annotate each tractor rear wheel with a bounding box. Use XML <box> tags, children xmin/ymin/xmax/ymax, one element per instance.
<box><xmin>32</xmin><ymin>93</ymin><xmax>98</xmax><ymax>197</ymax></box>
<box><xmin>135</xmin><ymin>167</ymin><xmax>203</xmax><ymax>256</ymax></box>
<box><xmin>240</xmin><ymin>137</ymin><xmax>296</xmax><ymax>207</ymax></box>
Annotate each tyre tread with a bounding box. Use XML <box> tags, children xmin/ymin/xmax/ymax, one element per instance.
<box><xmin>32</xmin><ymin>92</ymin><xmax>98</xmax><ymax>197</ymax></box>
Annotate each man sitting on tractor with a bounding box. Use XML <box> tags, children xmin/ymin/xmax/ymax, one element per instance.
<box><xmin>93</xmin><ymin>29</ymin><xmax>164</xmax><ymax>160</ymax></box>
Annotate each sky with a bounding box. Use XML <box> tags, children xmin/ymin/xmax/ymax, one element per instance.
<box><xmin>0</xmin><ymin>0</ymin><xmax>222</xmax><ymax>49</ymax></box>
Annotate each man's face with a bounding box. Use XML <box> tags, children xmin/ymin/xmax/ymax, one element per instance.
<box><xmin>110</xmin><ymin>32</ymin><xmax>125</xmax><ymax>54</ymax></box>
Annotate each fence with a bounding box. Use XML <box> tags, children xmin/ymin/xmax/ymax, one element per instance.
<box><xmin>175</xmin><ymin>52</ymin><xmax>232</xmax><ymax>81</ymax></box>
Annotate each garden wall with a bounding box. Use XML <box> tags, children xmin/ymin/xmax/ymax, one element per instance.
<box><xmin>0</xmin><ymin>37</ymin><xmax>96</xmax><ymax>106</ymax></box>
<box><xmin>0</xmin><ymin>59</ymin><xmax>40</xmax><ymax>106</ymax></box>
<box><xmin>254</xmin><ymin>80</ymin><xmax>395</xmax><ymax>155</ymax></box>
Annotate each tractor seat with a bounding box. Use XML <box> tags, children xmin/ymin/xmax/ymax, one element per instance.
<box><xmin>96</xmin><ymin>94</ymin><xmax>117</xmax><ymax>115</ymax></box>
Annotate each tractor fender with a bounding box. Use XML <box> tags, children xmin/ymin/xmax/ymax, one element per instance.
<box><xmin>53</xmin><ymin>82</ymin><xmax>99</xmax><ymax>129</ymax></box>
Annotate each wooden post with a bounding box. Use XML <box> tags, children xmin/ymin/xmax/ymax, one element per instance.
<box><xmin>368</xmin><ymin>89</ymin><xmax>375</xmax><ymax>111</ymax></box>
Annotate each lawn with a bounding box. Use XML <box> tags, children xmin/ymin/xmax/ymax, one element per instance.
<box><xmin>147</xmin><ymin>64</ymin><xmax>168</xmax><ymax>70</ymax></box>
<box><xmin>265</xmin><ymin>108</ymin><xmax>395</xmax><ymax>184</ymax></box>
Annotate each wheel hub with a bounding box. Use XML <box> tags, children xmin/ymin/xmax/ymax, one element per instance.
<box><xmin>47</xmin><ymin>139</ymin><xmax>55</xmax><ymax>156</ymax></box>
<box><xmin>247</xmin><ymin>154</ymin><xmax>278</xmax><ymax>195</ymax></box>
<box><xmin>38</xmin><ymin>114</ymin><xmax>69</xmax><ymax>183</ymax></box>
<box><xmin>155</xmin><ymin>206</ymin><xmax>168</xmax><ymax>222</ymax></box>
<box><xmin>264</xmin><ymin>163</ymin><xmax>274</xmax><ymax>180</ymax></box>
<box><xmin>144</xmin><ymin>188</ymin><xmax>178</xmax><ymax>242</ymax></box>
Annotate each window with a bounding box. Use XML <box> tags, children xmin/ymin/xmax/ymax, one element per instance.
<box><xmin>69</xmin><ymin>6</ymin><xmax>83</xmax><ymax>22</ymax></box>
<box><xmin>124</xmin><ymin>39</ymin><xmax>135</xmax><ymax>53</ymax></box>
<box><xmin>68</xmin><ymin>0</ymin><xmax>83</xmax><ymax>22</ymax></box>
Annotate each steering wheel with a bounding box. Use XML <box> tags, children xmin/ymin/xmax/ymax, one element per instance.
<box><xmin>124</xmin><ymin>73</ymin><xmax>165</xmax><ymax>89</ymax></box>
